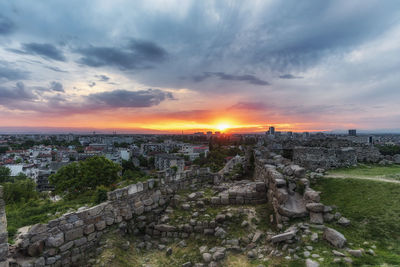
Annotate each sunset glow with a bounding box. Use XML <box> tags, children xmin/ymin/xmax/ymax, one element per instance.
<box><xmin>0</xmin><ymin>1</ymin><xmax>399</xmax><ymax>134</ymax></box>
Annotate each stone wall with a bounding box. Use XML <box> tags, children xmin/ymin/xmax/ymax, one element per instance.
<box><xmin>253</xmin><ymin>148</ymin><xmax>328</xmax><ymax>227</ymax></box>
<box><xmin>0</xmin><ymin>186</ymin><xmax>8</xmax><ymax>267</ymax></box>
<box><xmin>354</xmin><ymin>145</ymin><xmax>382</xmax><ymax>163</ymax></box>
<box><xmin>8</xmin><ymin>169</ymin><xmax>220</xmax><ymax>267</ymax></box>
<box><xmin>292</xmin><ymin>146</ymin><xmax>357</xmax><ymax>170</ymax></box>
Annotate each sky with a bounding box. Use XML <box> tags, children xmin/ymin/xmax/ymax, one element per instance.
<box><xmin>0</xmin><ymin>0</ymin><xmax>400</xmax><ymax>134</ymax></box>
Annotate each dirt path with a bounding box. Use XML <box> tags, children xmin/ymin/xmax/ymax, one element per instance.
<box><xmin>325</xmin><ymin>174</ymin><xmax>400</xmax><ymax>184</ymax></box>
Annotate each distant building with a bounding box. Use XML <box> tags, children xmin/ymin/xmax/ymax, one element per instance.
<box><xmin>348</xmin><ymin>129</ymin><xmax>357</xmax><ymax>136</ymax></box>
<box><xmin>154</xmin><ymin>154</ymin><xmax>185</xmax><ymax>173</ymax></box>
<box><xmin>267</xmin><ymin>126</ymin><xmax>275</xmax><ymax>135</ymax></box>
<box><xmin>206</xmin><ymin>131</ymin><xmax>213</xmax><ymax>139</ymax></box>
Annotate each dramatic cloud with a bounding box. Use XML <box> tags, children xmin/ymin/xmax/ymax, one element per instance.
<box><xmin>279</xmin><ymin>74</ymin><xmax>303</xmax><ymax>79</ymax></box>
<box><xmin>49</xmin><ymin>81</ymin><xmax>64</xmax><ymax>92</ymax></box>
<box><xmin>77</xmin><ymin>40</ymin><xmax>168</xmax><ymax>70</ymax></box>
<box><xmin>193</xmin><ymin>72</ymin><xmax>270</xmax><ymax>86</ymax></box>
<box><xmin>0</xmin><ymin>0</ymin><xmax>400</xmax><ymax>131</ymax></box>
<box><xmin>0</xmin><ymin>15</ymin><xmax>14</xmax><ymax>35</ymax></box>
<box><xmin>0</xmin><ymin>82</ymin><xmax>36</xmax><ymax>104</ymax></box>
<box><xmin>20</xmin><ymin>43</ymin><xmax>66</xmax><ymax>61</ymax></box>
<box><xmin>0</xmin><ymin>64</ymin><xmax>29</xmax><ymax>81</ymax></box>
<box><xmin>86</xmin><ymin>89</ymin><xmax>174</xmax><ymax>108</ymax></box>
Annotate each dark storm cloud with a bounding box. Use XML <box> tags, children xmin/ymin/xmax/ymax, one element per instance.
<box><xmin>0</xmin><ymin>15</ymin><xmax>14</xmax><ymax>35</ymax></box>
<box><xmin>49</xmin><ymin>81</ymin><xmax>64</xmax><ymax>92</ymax></box>
<box><xmin>76</xmin><ymin>40</ymin><xmax>168</xmax><ymax>70</ymax></box>
<box><xmin>0</xmin><ymin>64</ymin><xmax>29</xmax><ymax>81</ymax></box>
<box><xmin>20</xmin><ymin>43</ymin><xmax>66</xmax><ymax>61</ymax></box>
<box><xmin>279</xmin><ymin>74</ymin><xmax>303</xmax><ymax>79</ymax></box>
<box><xmin>86</xmin><ymin>89</ymin><xmax>174</xmax><ymax>108</ymax></box>
<box><xmin>192</xmin><ymin>72</ymin><xmax>270</xmax><ymax>86</ymax></box>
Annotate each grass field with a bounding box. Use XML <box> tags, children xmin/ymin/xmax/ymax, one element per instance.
<box><xmin>313</xmin><ymin>177</ymin><xmax>400</xmax><ymax>266</ymax></box>
<box><xmin>327</xmin><ymin>163</ymin><xmax>400</xmax><ymax>181</ymax></box>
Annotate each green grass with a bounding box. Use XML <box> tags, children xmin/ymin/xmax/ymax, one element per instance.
<box><xmin>313</xmin><ymin>177</ymin><xmax>400</xmax><ymax>266</ymax></box>
<box><xmin>6</xmin><ymin>192</ymin><xmax>93</xmax><ymax>242</ymax></box>
<box><xmin>327</xmin><ymin>163</ymin><xmax>400</xmax><ymax>180</ymax></box>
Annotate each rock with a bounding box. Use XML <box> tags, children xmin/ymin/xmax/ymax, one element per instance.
<box><xmin>334</xmin><ymin>212</ymin><xmax>341</xmax><ymax>220</ymax></box>
<box><xmin>311</xmin><ymin>233</ymin><xmax>318</xmax><ymax>242</ymax></box>
<box><xmin>241</xmin><ymin>221</ymin><xmax>249</xmax><ymax>227</ymax></box>
<box><xmin>215</xmin><ymin>214</ymin><xmax>226</xmax><ymax>223</ymax></box>
<box><xmin>310</xmin><ymin>212</ymin><xmax>324</xmax><ymax>224</ymax></box>
<box><xmin>212</xmin><ymin>251</ymin><xmax>225</xmax><ymax>261</ymax></box>
<box><xmin>188</xmin><ymin>193</ymin><xmax>197</xmax><ymax>200</ymax></box>
<box><xmin>306</xmin><ymin>259</ymin><xmax>320</xmax><ymax>267</ymax></box>
<box><xmin>199</xmin><ymin>245</ymin><xmax>208</xmax><ymax>254</ymax></box>
<box><xmin>46</xmin><ymin>232</ymin><xmax>64</xmax><ymax>247</ymax></box>
<box><xmin>252</xmin><ymin>231</ymin><xmax>263</xmax><ymax>243</ymax></box>
<box><xmin>155</xmin><ymin>224</ymin><xmax>177</xmax><ymax>232</ymax></box>
<box><xmin>366</xmin><ymin>249</ymin><xmax>375</xmax><ymax>256</ymax></box>
<box><xmin>323</xmin><ymin>227</ymin><xmax>346</xmax><ymax>248</ymax></box>
<box><xmin>332</xmin><ymin>250</ymin><xmax>345</xmax><ymax>257</ymax></box>
<box><xmin>304</xmin><ymin>251</ymin><xmax>311</xmax><ymax>257</ymax></box>
<box><xmin>202</xmin><ymin>253</ymin><xmax>212</xmax><ymax>263</ymax></box>
<box><xmin>178</xmin><ymin>240</ymin><xmax>187</xmax><ymax>247</ymax></box>
<box><xmin>306</xmin><ymin>203</ymin><xmax>325</xmax><ymax>213</ymax></box>
<box><xmin>247</xmin><ymin>250</ymin><xmax>256</xmax><ymax>259</ymax></box>
<box><xmin>323</xmin><ymin>213</ymin><xmax>334</xmax><ymax>222</ymax></box>
<box><xmin>304</xmin><ymin>189</ymin><xmax>320</xmax><ymax>203</ymax></box>
<box><xmin>337</xmin><ymin>217</ymin><xmax>351</xmax><ymax>227</ymax></box>
<box><xmin>306</xmin><ymin>246</ymin><xmax>313</xmax><ymax>251</ymax></box>
<box><xmin>181</xmin><ymin>204</ymin><xmax>191</xmax><ymax>210</ymax></box>
<box><xmin>348</xmin><ymin>249</ymin><xmax>363</xmax><ymax>257</ymax></box>
<box><xmin>166</xmin><ymin>247</ymin><xmax>172</xmax><ymax>256</ymax></box>
<box><xmin>182</xmin><ymin>262</ymin><xmax>192</xmax><ymax>267</ymax></box>
<box><xmin>270</xmin><ymin>231</ymin><xmax>296</xmax><ymax>243</ymax></box>
<box><xmin>214</xmin><ymin>227</ymin><xmax>227</xmax><ymax>239</ymax></box>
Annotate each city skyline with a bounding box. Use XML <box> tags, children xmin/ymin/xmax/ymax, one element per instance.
<box><xmin>1</xmin><ymin>1</ymin><xmax>400</xmax><ymax>133</ymax></box>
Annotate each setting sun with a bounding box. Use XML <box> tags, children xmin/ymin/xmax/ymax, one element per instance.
<box><xmin>216</xmin><ymin>123</ymin><xmax>230</xmax><ymax>131</ymax></box>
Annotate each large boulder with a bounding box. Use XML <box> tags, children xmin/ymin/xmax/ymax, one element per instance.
<box><xmin>323</xmin><ymin>227</ymin><xmax>346</xmax><ymax>248</ymax></box>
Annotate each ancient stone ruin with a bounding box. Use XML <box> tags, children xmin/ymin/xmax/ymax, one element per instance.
<box><xmin>0</xmin><ymin>142</ymin><xmax>378</xmax><ymax>266</ymax></box>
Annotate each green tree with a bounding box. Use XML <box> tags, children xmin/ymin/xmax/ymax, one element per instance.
<box><xmin>0</xmin><ymin>166</ymin><xmax>11</xmax><ymax>183</ymax></box>
<box><xmin>49</xmin><ymin>156</ymin><xmax>121</xmax><ymax>196</ymax></box>
<box><xmin>3</xmin><ymin>179</ymin><xmax>38</xmax><ymax>203</ymax></box>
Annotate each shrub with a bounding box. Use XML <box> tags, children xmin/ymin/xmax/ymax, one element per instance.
<box><xmin>93</xmin><ymin>186</ymin><xmax>108</xmax><ymax>204</ymax></box>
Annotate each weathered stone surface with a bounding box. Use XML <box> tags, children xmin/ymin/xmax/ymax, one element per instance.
<box><xmin>306</xmin><ymin>259</ymin><xmax>320</xmax><ymax>267</ymax></box>
<box><xmin>46</xmin><ymin>232</ymin><xmax>64</xmax><ymax>247</ymax></box>
<box><xmin>348</xmin><ymin>249</ymin><xmax>363</xmax><ymax>257</ymax></box>
<box><xmin>323</xmin><ymin>227</ymin><xmax>346</xmax><ymax>248</ymax></box>
<box><xmin>95</xmin><ymin>220</ymin><xmax>106</xmax><ymax>231</ymax></box>
<box><xmin>304</xmin><ymin>190</ymin><xmax>321</xmax><ymax>203</ymax></box>
<box><xmin>306</xmin><ymin>203</ymin><xmax>325</xmax><ymax>213</ymax></box>
<box><xmin>65</xmin><ymin>228</ymin><xmax>83</xmax><ymax>241</ymax></box>
<box><xmin>310</xmin><ymin>212</ymin><xmax>324</xmax><ymax>224</ymax></box>
<box><xmin>271</xmin><ymin>231</ymin><xmax>296</xmax><ymax>243</ymax></box>
<box><xmin>154</xmin><ymin>224</ymin><xmax>177</xmax><ymax>232</ymax></box>
<box><xmin>337</xmin><ymin>217</ymin><xmax>351</xmax><ymax>226</ymax></box>
<box><xmin>202</xmin><ymin>253</ymin><xmax>212</xmax><ymax>263</ymax></box>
